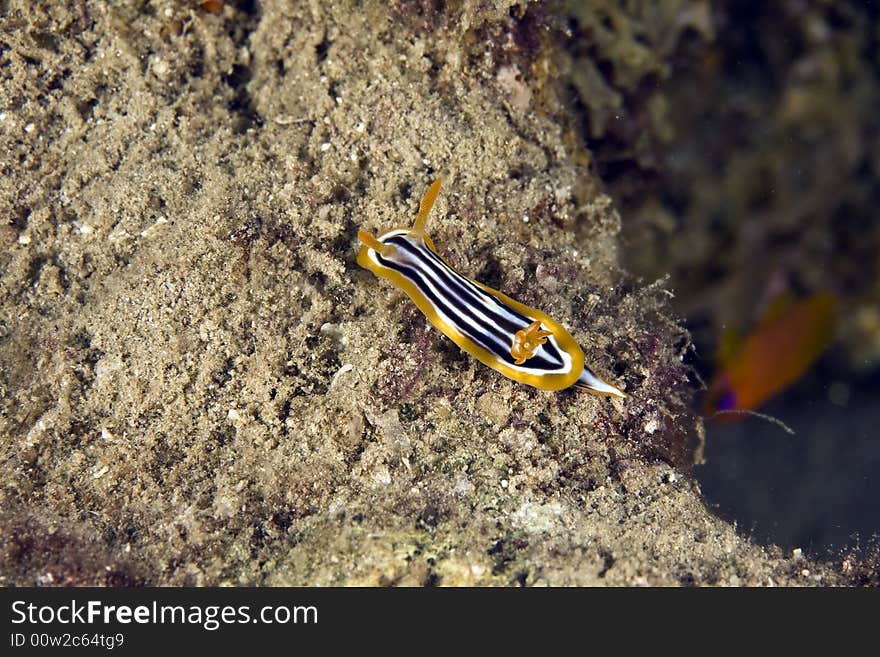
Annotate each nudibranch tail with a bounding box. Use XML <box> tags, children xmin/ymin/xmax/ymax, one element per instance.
<box><xmin>356</xmin><ymin>179</ymin><xmax>626</xmax><ymax>397</ymax></box>
<box><xmin>575</xmin><ymin>366</ymin><xmax>627</xmax><ymax>398</ymax></box>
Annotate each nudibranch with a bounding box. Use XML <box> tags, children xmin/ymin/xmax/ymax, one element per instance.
<box><xmin>357</xmin><ymin>179</ymin><xmax>625</xmax><ymax>397</ymax></box>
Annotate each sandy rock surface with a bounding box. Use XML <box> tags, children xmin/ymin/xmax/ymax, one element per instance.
<box><xmin>0</xmin><ymin>1</ymin><xmax>850</xmax><ymax>585</ymax></box>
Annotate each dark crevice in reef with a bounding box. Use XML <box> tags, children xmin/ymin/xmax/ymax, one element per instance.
<box><xmin>223</xmin><ymin>62</ymin><xmax>261</xmax><ymax>133</ymax></box>
<box><xmin>222</xmin><ymin>1</ymin><xmax>262</xmax><ymax>133</ymax></box>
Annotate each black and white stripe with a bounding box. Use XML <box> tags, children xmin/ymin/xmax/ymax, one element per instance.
<box><xmin>369</xmin><ymin>231</ymin><xmax>572</xmax><ymax>375</ymax></box>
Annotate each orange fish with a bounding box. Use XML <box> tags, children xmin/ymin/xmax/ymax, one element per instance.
<box><xmin>199</xmin><ymin>0</ymin><xmax>223</xmax><ymax>14</ymax></box>
<box><xmin>706</xmin><ymin>292</ymin><xmax>836</xmax><ymax>414</ymax></box>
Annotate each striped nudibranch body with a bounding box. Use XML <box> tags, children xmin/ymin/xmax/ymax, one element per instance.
<box><xmin>357</xmin><ymin>179</ymin><xmax>625</xmax><ymax>397</ymax></box>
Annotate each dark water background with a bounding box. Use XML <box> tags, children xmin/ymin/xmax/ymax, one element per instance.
<box><xmin>698</xmin><ymin>369</ymin><xmax>880</xmax><ymax>556</ymax></box>
<box><xmin>572</xmin><ymin>0</ymin><xmax>880</xmax><ymax>559</ymax></box>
